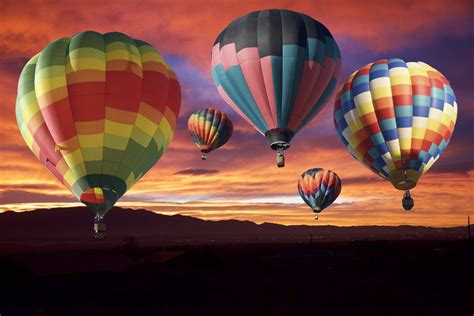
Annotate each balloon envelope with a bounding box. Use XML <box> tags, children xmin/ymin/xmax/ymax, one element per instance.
<box><xmin>188</xmin><ymin>108</ymin><xmax>233</xmax><ymax>159</ymax></box>
<box><xmin>298</xmin><ymin>168</ymin><xmax>341</xmax><ymax>219</ymax></box>
<box><xmin>211</xmin><ymin>9</ymin><xmax>341</xmax><ymax>166</ymax></box>
<box><xmin>333</xmin><ymin>59</ymin><xmax>457</xmax><ymax>191</ymax></box>
<box><xmin>16</xmin><ymin>31</ymin><xmax>181</xmax><ymax>217</ymax></box>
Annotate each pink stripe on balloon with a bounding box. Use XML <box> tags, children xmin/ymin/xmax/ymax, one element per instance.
<box><xmin>211</xmin><ymin>44</ymin><xmax>221</xmax><ymax>69</ymax></box>
<box><xmin>219</xmin><ymin>43</ymin><xmax>239</xmax><ymax>72</ymax></box>
<box><xmin>289</xmin><ymin>57</ymin><xmax>336</xmax><ymax>130</ymax></box>
<box><xmin>216</xmin><ymin>85</ymin><xmax>262</xmax><ymax>135</ymax></box>
<box><xmin>260</xmin><ymin>56</ymin><xmax>277</xmax><ymax>129</ymax></box>
<box><xmin>33</xmin><ymin>123</ymin><xmax>62</xmax><ymax>165</ymax></box>
<box><xmin>287</xmin><ymin>60</ymin><xmax>321</xmax><ymax>129</ymax></box>
<box><xmin>238</xmin><ymin>48</ymin><xmax>276</xmax><ymax>129</ymax></box>
<box><xmin>237</xmin><ymin>47</ymin><xmax>259</xmax><ymax>61</ymax></box>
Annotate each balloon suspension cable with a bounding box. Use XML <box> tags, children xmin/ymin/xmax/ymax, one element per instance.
<box><xmin>94</xmin><ymin>214</ymin><xmax>104</xmax><ymax>222</ymax></box>
<box><xmin>93</xmin><ymin>213</ymin><xmax>106</xmax><ymax>238</ymax></box>
<box><xmin>276</xmin><ymin>148</ymin><xmax>285</xmax><ymax>168</ymax></box>
<box><xmin>402</xmin><ymin>169</ymin><xmax>414</xmax><ymax>211</ymax></box>
<box><xmin>201</xmin><ymin>153</ymin><xmax>207</xmax><ymax>160</ymax></box>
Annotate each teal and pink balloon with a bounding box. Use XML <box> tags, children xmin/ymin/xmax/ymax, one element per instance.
<box><xmin>211</xmin><ymin>9</ymin><xmax>341</xmax><ymax>167</ymax></box>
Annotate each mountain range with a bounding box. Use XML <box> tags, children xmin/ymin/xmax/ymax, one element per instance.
<box><xmin>0</xmin><ymin>206</ymin><xmax>471</xmax><ymax>242</ymax></box>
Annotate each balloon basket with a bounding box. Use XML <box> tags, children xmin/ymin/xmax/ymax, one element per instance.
<box><xmin>277</xmin><ymin>151</ymin><xmax>285</xmax><ymax>168</ymax></box>
<box><xmin>402</xmin><ymin>190</ymin><xmax>414</xmax><ymax>211</ymax></box>
<box><xmin>94</xmin><ymin>215</ymin><xmax>106</xmax><ymax>238</ymax></box>
<box><xmin>201</xmin><ymin>153</ymin><xmax>207</xmax><ymax>160</ymax></box>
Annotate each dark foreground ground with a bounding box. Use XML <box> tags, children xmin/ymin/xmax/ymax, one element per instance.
<box><xmin>1</xmin><ymin>239</ymin><xmax>473</xmax><ymax>315</ymax></box>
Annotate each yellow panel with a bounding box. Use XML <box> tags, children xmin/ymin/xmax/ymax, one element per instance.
<box><xmin>441</xmin><ymin>113</ymin><xmax>451</xmax><ymax>126</ymax></box>
<box><xmin>131</xmin><ymin>127</ymin><xmax>152</xmax><ymax>148</ymax></box>
<box><xmin>157</xmin><ymin>116</ymin><xmax>172</xmax><ymax>143</ymax></box>
<box><xmin>63</xmin><ymin>149</ymin><xmax>84</xmax><ymax>167</ymax></box>
<box><xmin>389</xmin><ymin>75</ymin><xmax>411</xmax><ymax>86</ymax></box>
<box><xmin>104</xmin><ymin>134</ymin><xmax>129</xmax><ymax>150</ymax></box>
<box><xmin>19</xmin><ymin>92</ymin><xmax>40</xmax><ymax>121</ymax></box>
<box><xmin>69</xmin><ymin>47</ymin><xmax>105</xmax><ymax>61</ymax></box>
<box><xmin>427</xmin><ymin>119</ymin><xmax>440</xmax><ymax>131</ymax></box>
<box><xmin>348</xmin><ymin>136</ymin><xmax>361</xmax><ymax>148</ymax></box>
<box><xmin>348</xmin><ymin>118</ymin><xmax>363</xmax><ymax>133</ymax></box>
<box><xmin>105</xmin><ymin>120</ymin><xmax>133</xmax><ymax>137</ymax></box>
<box><xmin>37</xmin><ymin>87</ymin><xmax>68</xmax><ymax>108</ymax></box>
<box><xmin>67</xmin><ymin>58</ymin><xmax>106</xmax><ymax>72</ymax></box>
<box><xmin>399</xmin><ymin>138</ymin><xmax>411</xmax><ymax>150</ymax></box>
<box><xmin>78</xmin><ymin>133</ymin><xmax>104</xmax><ymax>148</ymax></box>
<box><xmin>412</xmin><ymin>127</ymin><xmax>425</xmax><ymax>139</ymax></box>
<box><xmin>35</xmin><ymin>65</ymin><xmax>65</xmax><ymax>81</ymax></box>
<box><xmin>20</xmin><ymin>125</ymin><xmax>34</xmax><ymax>149</ymax></box>
<box><xmin>370</xmin><ymin>86</ymin><xmax>392</xmax><ymax>100</ymax></box>
<box><xmin>356</xmin><ymin>102</ymin><xmax>374</xmax><ymax>116</ymax></box>
<box><xmin>106</xmin><ymin>49</ymin><xmax>141</xmax><ymax>64</ymax></box>
<box><xmin>140</xmin><ymin>51</ymin><xmax>165</xmax><ymax>64</ymax></box>
<box><xmin>107</xmin><ymin>41</ymin><xmax>140</xmax><ymax>54</ymax></box>
<box><xmin>63</xmin><ymin>170</ymin><xmax>77</xmax><ymax>187</ymax></box>
<box><xmin>407</xmin><ymin>67</ymin><xmax>427</xmax><ymax>77</ymax></box>
<box><xmin>35</xmin><ymin>75</ymin><xmax>67</xmax><ymax>97</ymax></box>
<box><xmin>419</xmin><ymin>62</ymin><xmax>437</xmax><ymax>72</ymax></box>
<box><xmin>81</xmin><ymin>147</ymin><xmax>103</xmax><ymax>161</ymax></box>
<box><xmin>135</xmin><ymin>113</ymin><xmax>157</xmax><ymax>136</ymax></box>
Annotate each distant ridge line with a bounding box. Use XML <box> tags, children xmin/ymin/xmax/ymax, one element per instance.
<box><xmin>0</xmin><ymin>206</ymin><xmax>471</xmax><ymax>241</ymax></box>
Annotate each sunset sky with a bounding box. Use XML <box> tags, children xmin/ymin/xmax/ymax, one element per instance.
<box><xmin>0</xmin><ymin>0</ymin><xmax>473</xmax><ymax>227</ymax></box>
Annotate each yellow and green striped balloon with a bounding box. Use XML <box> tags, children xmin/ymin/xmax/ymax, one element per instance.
<box><xmin>16</xmin><ymin>31</ymin><xmax>181</xmax><ymax>218</ymax></box>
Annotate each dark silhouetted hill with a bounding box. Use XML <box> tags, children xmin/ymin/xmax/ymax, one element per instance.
<box><xmin>0</xmin><ymin>206</ymin><xmax>471</xmax><ymax>241</ymax></box>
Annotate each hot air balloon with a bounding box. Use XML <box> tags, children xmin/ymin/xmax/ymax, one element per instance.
<box><xmin>16</xmin><ymin>31</ymin><xmax>181</xmax><ymax>236</ymax></box>
<box><xmin>188</xmin><ymin>109</ymin><xmax>233</xmax><ymax>160</ymax></box>
<box><xmin>211</xmin><ymin>9</ymin><xmax>341</xmax><ymax>167</ymax></box>
<box><xmin>298</xmin><ymin>168</ymin><xmax>341</xmax><ymax>219</ymax></box>
<box><xmin>334</xmin><ymin>59</ymin><xmax>457</xmax><ymax>211</ymax></box>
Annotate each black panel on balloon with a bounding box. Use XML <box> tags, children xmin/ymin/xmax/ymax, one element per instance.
<box><xmin>256</xmin><ymin>10</ymin><xmax>283</xmax><ymax>57</ymax></box>
<box><xmin>280</xmin><ymin>10</ymin><xmax>307</xmax><ymax>47</ymax></box>
<box><xmin>235</xmin><ymin>11</ymin><xmax>259</xmax><ymax>52</ymax></box>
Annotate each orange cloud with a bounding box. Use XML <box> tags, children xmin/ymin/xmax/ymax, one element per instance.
<box><xmin>1</xmin><ymin>0</ymin><xmax>472</xmax><ymax>71</ymax></box>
